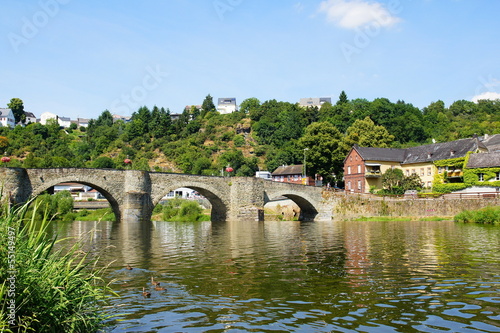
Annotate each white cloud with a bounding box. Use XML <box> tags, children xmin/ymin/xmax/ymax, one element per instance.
<box><xmin>472</xmin><ymin>91</ymin><xmax>500</xmax><ymax>103</ymax></box>
<box><xmin>318</xmin><ymin>0</ymin><xmax>401</xmax><ymax>29</ymax></box>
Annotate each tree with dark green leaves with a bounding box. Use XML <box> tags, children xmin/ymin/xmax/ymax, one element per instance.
<box><xmin>336</xmin><ymin>91</ymin><xmax>348</xmax><ymax>105</ymax></box>
<box><xmin>298</xmin><ymin>122</ymin><xmax>343</xmax><ymax>178</ymax></box>
<box><xmin>239</xmin><ymin>97</ymin><xmax>260</xmax><ymax>115</ymax></box>
<box><xmin>8</xmin><ymin>97</ymin><xmax>25</xmax><ymax>124</ymax></box>
<box><xmin>381</xmin><ymin>168</ymin><xmax>404</xmax><ymax>193</ymax></box>
<box><xmin>201</xmin><ymin>94</ymin><xmax>216</xmax><ymax>117</ymax></box>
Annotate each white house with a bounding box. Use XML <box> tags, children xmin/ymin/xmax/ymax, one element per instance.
<box><xmin>0</xmin><ymin>108</ymin><xmax>15</xmax><ymax>128</ymax></box>
<box><xmin>217</xmin><ymin>98</ymin><xmax>238</xmax><ymax>114</ymax></box>
<box><xmin>299</xmin><ymin>97</ymin><xmax>332</xmax><ymax>108</ymax></box>
<box><xmin>58</xmin><ymin>116</ymin><xmax>71</xmax><ymax>128</ymax></box>
<box><xmin>40</xmin><ymin>112</ymin><xmax>58</xmax><ymax>125</ymax></box>
<box><xmin>23</xmin><ymin>111</ymin><xmax>37</xmax><ymax>124</ymax></box>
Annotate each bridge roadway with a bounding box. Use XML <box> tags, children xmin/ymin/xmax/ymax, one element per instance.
<box><xmin>0</xmin><ymin>168</ymin><xmax>330</xmax><ymax>223</ymax></box>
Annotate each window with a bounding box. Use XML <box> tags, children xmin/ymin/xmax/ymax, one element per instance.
<box><xmin>406</xmin><ymin>169</ymin><xmax>410</xmax><ymax>176</ymax></box>
<box><xmin>357</xmin><ymin>165</ymin><xmax>361</xmax><ymax>173</ymax></box>
<box><xmin>438</xmin><ymin>166</ymin><xmax>443</xmax><ymax>174</ymax></box>
<box><xmin>348</xmin><ymin>181</ymin><xmax>351</xmax><ymax>190</ymax></box>
<box><xmin>427</xmin><ymin>181</ymin><xmax>432</xmax><ymax>188</ymax></box>
<box><xmin>420</xmin><ymin>168</ymin><xmax>424</xmax><ymax>176</ymax></box>
<box><xmin>478</xmin><ymin>173</ymin><xmax>484</xmax><ymax>182</ymax></box>
<box><xmin>427</xmin><ymin>167</ymin><xmax>432</xmax><ymax>176</ymax></box>
<box><xmin>412</xmin><ymin>169</ymin><xmax>416</xmax><ymax>175</ymax></box>
<box><xmin>348</xmin><ymin>166</ymin><xmax>351</xmax><ymax>175</ymax></box>
<box><xmin>358</xmin><ymin>180</ymin><xmax>362</xmax><ymax>190</ymax></box>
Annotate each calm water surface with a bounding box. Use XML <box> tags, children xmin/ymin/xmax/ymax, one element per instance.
<box><xmin>52</xmin><ymin>220</ymin><xmax>500</xmax><ymax>332</ymax></box>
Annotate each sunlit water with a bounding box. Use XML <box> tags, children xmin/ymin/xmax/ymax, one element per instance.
<box><xmin>51</xmin><ymin>220</ymin><xmax>500</xmax><ymax>332</ymax></box>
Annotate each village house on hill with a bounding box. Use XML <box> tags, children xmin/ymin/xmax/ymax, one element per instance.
<box><xmin>271</xmin><ymin>164</ymin><xmax>315</xmax><ymax>186</ymax></box>
<box><xmin>344</xmin><ymin>135</ymin><xmax>500</xmax><ymax>193</ymax></box>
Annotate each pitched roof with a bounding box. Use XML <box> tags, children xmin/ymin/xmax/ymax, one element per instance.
<box><xmin>0</xmin><ymin>108</ymin><xmax>12</xmax><ymax>117</ymax></box>
<box><xmin>481</xmin><ymin>134</ymin><xmax>500</xmax><ymax>153</ymax></box>
<box><xmin>403</xmin><ymin>137</ymin><xmax>481</xmax><ymax>164</ymax></box>
<box><xmin>352</xmin><ymin>145</ymin><xmax>406</xmax><ymax>162</ymax></box>
<box><xmin>467</xmin><ymin>152</ymin><xmax>500</xmax><ymax>168</ymax></box>
<box><xmin>352</xmin><ymin>137</ymin><xmax>484</xmax><ymax>165</ymax></box>
<box><xmin>272</xmin><ymin>164</ymin><xmax>303</xmax><ymax>176</ymax></box>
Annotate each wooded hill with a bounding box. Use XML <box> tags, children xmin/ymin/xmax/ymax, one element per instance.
<box><xmin>1</xmin><ymin>93</ymin><xmax>499</xmax><ymax>186</ymax></box>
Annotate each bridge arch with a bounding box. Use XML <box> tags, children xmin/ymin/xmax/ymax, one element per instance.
<box><xmin>149</xmin><ymin>174</ymin><xmax>231</xmax><ymax>222</ymax></box>
<box><xmin>263</xmin><ymin>182</ymin><xmax>323</xmax><ymax>221</ymax></box>
<box><xmin>25</xmin><ymin>168</ymin><xmax>125</xmax><ymax>222</ymax></box>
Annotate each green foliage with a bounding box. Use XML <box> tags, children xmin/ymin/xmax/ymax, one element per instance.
<box><xmin>159</xmin><ymin>199</ymin><xmax>207</xmax><ymax>222</ymax></box>
<box><xmin>455</xmin><ymin>206</ymin><xmax>500</xmax><ymax>224</ymax></box>
<box><xmin>381</xmin><ymin>168</ymin><xmax>422</xmax><ymax>194</ymax></box>
<box><xmin>7</xmin><ymin>98</ymin><xmax>25</xmax><ymax>124</ymax></box>
<box><xmin>298</xmin><ymin>122</ymin><xmax>343</xmax><ymax>177</ymax></box>
<box><xmin>92</xmin><ymin>156</ymin><xmax>115</xmax><ymax>169</ymax></box>
<box><xmin>433</xmin><ymin>183</ymin><xmax>468</xmax><ymax>193</ymax></box>
<box><xmin>342</xmin><ymin>116</ymin><xmax>394</xmax><ymax>151</ymax></box>
<box><xmin>27</xmin><ymin>191</ymin><xmax>74</xmax><ymax>221</ymax></box>
<box><xmin>0</xmin><ymin>200</ymin><xmax>114</xmax><ymax>332</ymax></box>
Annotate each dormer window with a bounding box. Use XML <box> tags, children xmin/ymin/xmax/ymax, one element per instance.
<box><xmin>450</xmin><ymin>150</ymin><xmax>455</xmax><ymax>156</ymax></box>
<box><xmin>427</xmin><ymin>153</ymin><xmax>432</xmax><ymax>159</ymax></box>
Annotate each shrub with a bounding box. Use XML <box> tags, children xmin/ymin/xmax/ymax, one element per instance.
<box><xmin>455</xmin><ymin>206</ymin><xmax>500</xmax><ymax>224</ymax></box>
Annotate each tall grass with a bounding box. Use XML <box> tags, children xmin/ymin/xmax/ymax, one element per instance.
<box><xmin>0</xmin><ymin>198</ymin><xmax>115</xmax><ymax>332</ymax></box>
<box><xmin>454</xmin><ymin>206</ymin><xmax>500</xmax><ymax>224</ymax></box>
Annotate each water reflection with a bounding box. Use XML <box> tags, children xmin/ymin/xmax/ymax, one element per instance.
<box><xmin>50</xmin><ymin>220</ymin><xmax>500</xmax><ymax>332</ymax></box>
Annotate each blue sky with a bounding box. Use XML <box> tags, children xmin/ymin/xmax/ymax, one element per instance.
<box><xmin>2</xmin><ymin>0</ymin><xmax>499</xmax><ymax>120</ymax></box>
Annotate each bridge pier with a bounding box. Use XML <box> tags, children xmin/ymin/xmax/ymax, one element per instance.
<box><xmin>120</xmin><ymin>170</ymin><xmax>153</xmax><ymax>223</ymax></box>
<box><xmin>227</xmin><ymin>177</ymin><xmax>265</xmax><ymax>221</ymax></box>
<box><xmin>0</xmin><ymin>168</ymin><xmax>31</xmax><ymax>206</ymax></box>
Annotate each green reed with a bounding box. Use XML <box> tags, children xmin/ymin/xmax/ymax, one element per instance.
<box><xmin>0</xmin><ymin>198</ymin><xmax>116</xmax><ymax>332</ymax></box>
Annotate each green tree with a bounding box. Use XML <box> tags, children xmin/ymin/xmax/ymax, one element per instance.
<box><xmin>298</xmin><ymin>122</ymin><xmax>343</xmax><ymax>178</ymax></box>
<box><xmin>336</xmin><ymin>91</ymin><xmax>348</xmax><ymax>105</ymax></box>
<box><xmin>342</xmin><ymin>116</ymin><xmax>394</xmax><ymax>152</ymax></box>
<box><xmin>381</xmin><ymin>168</ymin><xmax>404</xmax><ymax>193</ymax></box>
<box><xmin>239</xmin><ymin>97</ymin><xmax>260</xmax><ymax>115</ymax></box>
<box><xmin>201</xmin><ymin>94</ymin><xmax>216</xmax><ymax>117</ymax></box>
<box><xmin>8</xmin><ymin>98</ymin><xmax>25</xmax><ymax>124</ymax></box>
<box><xmin>92</xmin><ymin>156</ymin><xmax>115</xmax><ymax>168</ymax></box>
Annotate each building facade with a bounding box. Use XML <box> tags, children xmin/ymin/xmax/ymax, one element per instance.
<box><xmin>344</xmin><ymin>136</ymin><xmax>492</xmax><ymax>193</ymax></box>
<box><xmin>299</xmin><ymin>97</ymin><xmax>332</xmax><ymax>108</ymax></box>
<box><xmin>217</xmin><ymin>98</ymin><xmax>238</xmax><ymax>114</ymax></box>
<box><xmin>0</xmin><ymin>108</ymin><xmax>15</xmax><ymax>128</ymax></box>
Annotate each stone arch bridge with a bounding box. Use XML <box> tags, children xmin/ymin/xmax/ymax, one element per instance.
<box><xmin>0</xmin><ymin>168</ymin><xmax>330</xmax><ymax>223</ymax></box>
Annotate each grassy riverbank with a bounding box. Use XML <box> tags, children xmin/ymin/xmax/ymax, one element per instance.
<box><xmin>454</xmin><ymin>206</ymin><xmax>500</xmax><ymax>224</ymax></box>
<box><xmin>152</xmin><ymin>198</ymin><xmax>210</xmax><ymax>222</ymax></box>
<box><xmin>354</xmin><ymin>216</ymin><xmax>454</xmax><ymax>222</ymax></box>
<box><xmin>0</xmin><ymin>199</ymin><xmax>115</xmax><ymax>332</ymax></box>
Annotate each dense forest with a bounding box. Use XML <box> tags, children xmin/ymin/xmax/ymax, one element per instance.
<box><xmin>1</xmin><ymin>93</ymin><xmax>499</xmax><ymax>186</ymax></box>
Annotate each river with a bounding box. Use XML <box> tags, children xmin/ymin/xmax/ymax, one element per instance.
<box><xmin>51</xmin><ymin>219</ymin><xmax>500</xmax><ymax>332</ymax></box>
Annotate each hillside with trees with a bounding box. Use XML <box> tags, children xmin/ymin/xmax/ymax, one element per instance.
<box><xmin>1</xmin><ymin>93</ymin><xmax>499</xmax><ymax>186</ymax></box>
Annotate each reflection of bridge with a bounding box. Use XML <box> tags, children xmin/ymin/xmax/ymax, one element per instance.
<box><xmin>1</xmin><ymin>168</ymin><xmax>330</xmax><ymax>223</ymax></box>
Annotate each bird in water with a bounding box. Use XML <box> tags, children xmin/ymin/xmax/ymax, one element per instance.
<box><xmin>151</xmin><ymin>276</ymin><xmax>160</xmax><ymax>286</ymax></box>
<box><xmin>142</xmin><ymin>287</ymin><xmax>151</xmax><ymax>298</ymax></box>
<box><xmin>154</xmin><ymin>283</ymin><xmax>166</xmax><ymax>291</ymax></box>
<box><xmin>125</xmin><ymin>264</ymin><xmax>133</xmax><ymax>270</ymax></box>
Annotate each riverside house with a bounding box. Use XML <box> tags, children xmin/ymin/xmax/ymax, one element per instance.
<box><xmin>343</xmin><ymin>136</ymin><xmax>492</xmax><ymax>193</ymax></box>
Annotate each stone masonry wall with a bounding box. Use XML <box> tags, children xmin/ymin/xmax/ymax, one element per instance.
<box><xmin>331</xmin><ymin>194</ymin><xmax>500</xmax><ymax>220</ymax></box>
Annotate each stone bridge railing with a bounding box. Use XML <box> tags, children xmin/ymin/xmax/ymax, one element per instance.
<box><xmin>0</xmin><ymin>168</ymin><xmax>329</xmax><ymax>223</ymax></box>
